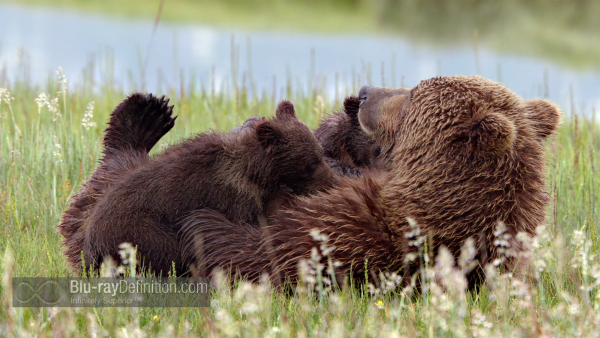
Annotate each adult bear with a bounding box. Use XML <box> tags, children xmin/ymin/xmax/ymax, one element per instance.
<box><xmin>181</xmin><ymin>75</ymin><xmax>561</xmax><ymax>283</ymax></box>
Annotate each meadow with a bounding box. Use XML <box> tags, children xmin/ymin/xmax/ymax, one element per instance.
<box><xmin>0</xmin><ymin>63</ymin><xmax>599</xmax><ymax>337</ymax></box>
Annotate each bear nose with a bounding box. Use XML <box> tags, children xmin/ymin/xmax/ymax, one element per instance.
<box><xmin>358</xmin><ymin>86</ymin><xmax>374</xmax><ymax>101</ymax></box>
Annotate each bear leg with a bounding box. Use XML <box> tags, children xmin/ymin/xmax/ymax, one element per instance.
<box><xmin>103</xmin><ymin>93</ymin><xmax>176</xmax><ymax>154</ymax></box>
<box><xmin>83</xmin><ymin>216</ymin><xmax>181</xmax><ymax>277</ymax></box>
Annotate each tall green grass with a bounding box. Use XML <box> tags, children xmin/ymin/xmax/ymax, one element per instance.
<box><xmin>0</xmin><ymin>62</ymin><xmax>599</xmax><ymax>336</ymax></box>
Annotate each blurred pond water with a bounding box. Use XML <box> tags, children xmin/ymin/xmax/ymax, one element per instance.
<box><xmin>1</xmin><ymin>3</ymin><xmax>599</xmax><ymax>113</ymax></box>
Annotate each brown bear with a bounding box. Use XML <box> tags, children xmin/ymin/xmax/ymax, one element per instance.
<box><xmin>82</xmin><ymin>100</ymin><xmax>335</xmax><ymax>276</ymax></box>
<box><xmin>180</xmin><ymin>75</ymin><xmax>561</xmax><ymax>284</ymax></box>
<box><xmin>59</xmin><ymin>93</ymin><xmax>302</xmax><ymax>273</ymax></box>
<box><xmin>315</xmin><ymin>96</ymin><xmax>384</xmax><ymax>176</ymax></box>
<box><xmin>236</xmin><ymin>96</ymin><xmax>383</xmax><ymax>177</ymax></box>
<box><xmin>58</xmin><ymin>93</ymin><xmax>176</xmax><ymax>272</ymax></box>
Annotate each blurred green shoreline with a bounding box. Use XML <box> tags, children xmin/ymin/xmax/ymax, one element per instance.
<box><xmin>3</xmin><ymin>0</ymin><xmax>600</xmax><ymax>70</ymax></box>
<box><xmin>1</xmin><ymin>0</ymin><xmax>379</xmax><ymax>34</ymax></box>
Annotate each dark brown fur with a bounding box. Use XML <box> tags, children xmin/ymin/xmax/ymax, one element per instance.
<box><xmin>180</xmin><ymin>172</ymin><xmax>396</xmax><ymax>282</ymax></box>
<box><xmin>181</xmin><ymin>75</ymin><xmax>561</xmax><ymax>283</ymax></box>
<box><xmin>315</xmin><ymin>96</ymin><xmax>383</xmax><ymax>176</ymax></box>
<box><xmin>58</xmin><ymin>93</ymin><xmax>176</xmax><ymax>271</ymax></box>
<box><xmin>83</xmin><ymin>100</ymin><xmax>334</xmax><ymax>276</ymax></box>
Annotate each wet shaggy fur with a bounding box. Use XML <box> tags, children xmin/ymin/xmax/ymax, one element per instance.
<box><xmin>82</xmin><ymin>100</ymin><xmax>335</xmax><ymax>276</ymax></box>
<box><xmin>58</xmin><ymin>93</ymin><xmax>176</xmax><ymax>271</ymax></box>
<box><xmin>181</xmin><ymin>75</ymin><xmax>561</xmax><ymax>283</ymax></box>
<box><xmin>315</xmin><ymin>96</ymin><xmax>383</xmax><ymax>176</ymax></box>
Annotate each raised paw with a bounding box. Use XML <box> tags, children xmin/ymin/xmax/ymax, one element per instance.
<box><xmin>103</xmin><ymin>93</ymin><xmax>177</xmax><ymax>153</ymax></box>
<box><xmin>243</xmin><ymin>116</ymin><xmax>264</xmax><ymax>129</ymax></box>
<box><xmin>229</xmin><ymin>116</ymin><xmax>264</xmax><ymax>135</ymax></box>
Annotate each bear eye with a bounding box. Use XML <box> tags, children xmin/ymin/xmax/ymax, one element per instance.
<box><xmin>359</xmin><ymin>97</ymin><xmax>367</xmax><ymax>108</ymax></box>
<box><xmin>308</xmin><ymin>158</ymin><xmax>320</xmax><ymax>171</ymax></box>
<box><xmin>374</xmin><ymin>146</ymin><xmax>381</xmax><ymax>157</ymax></box>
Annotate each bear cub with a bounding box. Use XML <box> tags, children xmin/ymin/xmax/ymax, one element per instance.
<box><xmin>236</xmin><ymin>96</ymin><xmax>383</xmax><ymax>176</ymax></box>
<box><xmin>315</xmin><ymin>96</ymin><xmax>383</xmax><ymax>176</ymax></box>
<box><xmin>82</xmin><ymin>99</ymin><xmax>334</xmax><ymax>276</ymax></box>
<box><xmin>58</xmin><ymin>93</ymin><xmax>177</xmax><ymax>272</ymax></box>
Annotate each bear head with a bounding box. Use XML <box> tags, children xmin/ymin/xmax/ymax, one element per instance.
<box><xmin>357</xmin><ymin>75</ymin><xmax>561</xmax><ymax>268</ymax></box>
<box><xmin>251</xmin><ymin>100</ymin><xmax>335</xmax><ymax>197</ymax></box>
<box><xmin>315</xmin><ymin>96</ymin><xmax>383</xmax><ymax>173</ymax></box>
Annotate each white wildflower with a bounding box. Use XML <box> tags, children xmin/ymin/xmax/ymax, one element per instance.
<box><xmin>0</xmin><ymin>88</ymin><xmax>14</xmax><ymax>118</ymax></box>
<box><xmin>405</xmin><ymin>217</ymin><xmax>426</xmax><ymax>247</ymax></box>
<box><xmin>459</xmin><ymin>237</ymin><xmax>478</xmax><ymax>273</ymax></box>
<box><xmin>56</xmin><ymin>66</ymin><xmax>68</xmax><ymax>86</ymax></box>
<box><xmin>36</xmin><ymin>92</ymin><xmax>61</xmax><ymax>120</ymax></box>
<box><xmin>470</xmin><ymin>309</ymin><xmax>493</xmax><ymax>337</ymax></box>
<box><xmin>571</xmin><ymin>226</ymin><xmax>593</xmax><ymax>275</ymax></box>
<box><xmin>0</xmin><ymin>88</ymin><xmax>14</xmax><ymax>105</ymax></box>
<box><xmin>52</xmin><ymin>135</ymin><xmax>62</xmax><ymax>161</ymax></box>
<box><xmin>299</xmin><ymin>229</ymin><xmax>337</xmax><ymax>295</ymax></box>
<box><xmin>313</xmin><ymin>95</ymin><xmax>325</xmax><ymax>119</ymax></box>
<box><xmin>492</xmin><ymin>220</ymin><xmax>513</xmax><ymax>267</ymax></box>
<box><xmin>81</xmin><ymin>101</ymin><xmax>96</xmax><ymax>130</ymax></box>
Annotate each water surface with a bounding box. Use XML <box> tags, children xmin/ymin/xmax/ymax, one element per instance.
<box><xmin>1</xmin><ymin>3</ymin><xmax>599</xmax><ymax>112</ymax></box>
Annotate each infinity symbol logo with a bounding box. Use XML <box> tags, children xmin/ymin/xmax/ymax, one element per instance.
<box><xmin>13</xmin><ymin>279</ymin><xmax>63</xmax><ymax>306</ymax></box>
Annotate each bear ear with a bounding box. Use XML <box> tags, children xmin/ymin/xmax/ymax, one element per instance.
<box><xmin>343</xmin><ymin>96</ymin><xmax>361</xmax><ymax>124</ymax></box>
<box><xmin>456</xmin><ymin>111</ymin><xmax>516</xmax><ymax>155</ymax></box>
<box><xmin>275</xmin><ymin>100</ymin><xmax>297</xmax><ymax>119</ymax></box>
<box><xmin>524</xmin><ymin>99</ymin><xmax>561</xmax><ymax>139</ymax></box>
<box><xmin>255</xmin><ymin>121</ymin><xmax>282</xmax><ymax>148</ymax></box>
